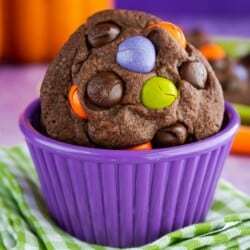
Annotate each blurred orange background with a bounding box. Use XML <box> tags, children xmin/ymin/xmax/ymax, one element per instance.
<box><xmin>0</xmin><ymin>0</ymin><xmax>113</xmax><ymax>63</ymax></box>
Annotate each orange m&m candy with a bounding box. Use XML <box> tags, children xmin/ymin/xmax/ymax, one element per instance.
<box><xmin>127</xmin><ymin>142</ymin><xmax>152</xmax><ymax>150</ymax></box>
<box><xmin>148</xmin><ymin>21</ymin><xmax>186</xmax><ymax>49</ymax></box>
<box><xmin>198</xmin><ymin>43</ymin><xmax>226</xmax><ymax>61</ymax></box>
<box><xmin>68</xmin><ymin>84</ymin><xmax>88</xmax><ymax>119</ymax></box>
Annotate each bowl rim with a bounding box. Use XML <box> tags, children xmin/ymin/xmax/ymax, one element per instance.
<box><xmin>19</xmin><ymin>99</ymin><xmax>240</xmax><ymax>162</ymax></box>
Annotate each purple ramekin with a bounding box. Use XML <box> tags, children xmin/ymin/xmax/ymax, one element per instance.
<box><xmin>19</xmin><ymin>99</ymin><xmax>239</xmax><ymax>248</ymax></box>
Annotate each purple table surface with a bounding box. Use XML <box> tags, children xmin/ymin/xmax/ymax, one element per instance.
<box><xmin>0</xmin><ymin>64</ymin><xmax>250</xmax><ymax>196</ymax></box>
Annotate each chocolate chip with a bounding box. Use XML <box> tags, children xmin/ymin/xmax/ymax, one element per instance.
<box><xmin>87</xmin><ymin>22</ymin><xmax>120</xmax><ymax>48</ymax></box>
<box><xmin>239</xmin><ymin>52</ymin><xmax>250</xmax><ymax>70</ymax></box>
<box><xmin>153</xmin><ymin>123</ymin><xmax>187</xmax><ymax>148</ymax></box>
<box><xmin>86</xmin><ymin>72</ymin><xmax>124</xmax><ymax>108</ymax></box>
<box><xmin>222</xmin><ymin>64</ymin><xmax>248</xmax><ymax>92</ymax></box>
<box><xmin>180</xmin><ymin>61</ymin><xmax>207</xmax><ymax>89</ymax></box>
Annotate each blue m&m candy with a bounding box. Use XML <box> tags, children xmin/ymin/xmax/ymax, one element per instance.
<box><xmin>116</xmin><ymin>36</ymin><xmax>156</xmax><ymax>73</ymax></box>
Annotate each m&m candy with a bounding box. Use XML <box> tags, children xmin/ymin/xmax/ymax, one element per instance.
<box><xmin>198</xmin><ymin>43</ymin><xmax>226</xmax><ymax>60</ymax></box>
<box><xmin>148</xmin><ymin>22</ymin><xmax>186</xmax><ymax>48</ymax></box>
<box><xmin>141</xmin><ymin>76</ymin><xmax>178</xmax><ymax>109</ymax></box>
<box><xmin>116</xmin><ymin>35</ymin><xmax>156</xmax><ymax>73</ymax></box>
<box><xmin>68</xmin><ymin>84</ymin><xmax>88</xmax><ymax>119</ymax></box>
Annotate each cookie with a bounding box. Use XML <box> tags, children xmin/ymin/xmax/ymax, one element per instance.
<box><xmin>186</xmin><ymin>28</ymin><xmax>250</xmax><ymax>105</ymax></box>
<box><xmin>40</xmin><ymin>9</ymin><xmax>224</xmax><ymax>148</ymax></box>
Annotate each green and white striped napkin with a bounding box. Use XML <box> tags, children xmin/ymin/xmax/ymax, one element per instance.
<box><xmin>0</xmin><ymin>145</ymin><xmax>250</xmax><ymax>250</ymax></box>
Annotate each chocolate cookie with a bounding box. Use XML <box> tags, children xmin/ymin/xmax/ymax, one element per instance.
<box><xmin>186</xmin><ymin>28</ymin><xmax>250</xmax><ymax>105</ymax></box>
<box><xmin>40</xmin><ymin>9</ymin><xmax>224</xmax><ymax>148</ymax></box>
<box><xmin>185</xmin><ymin>28</ymin><xmax>210</xmax><ymax>48</ymax></box>
<box><xmin>211</xmin><ymin>58</ymin><xmax>250</xmax><ymax>105</ymax></box>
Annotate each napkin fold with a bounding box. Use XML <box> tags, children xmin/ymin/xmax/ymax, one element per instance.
<box><xmin>0</xmin><ymin>145</ymin><xmax>250</xmax><ymax>250</ymax></box>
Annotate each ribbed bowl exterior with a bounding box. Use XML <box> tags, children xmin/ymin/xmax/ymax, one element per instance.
<box><xmin>19</xmin><ymin>99</ymin><xmax>239</xmax><ymax>248</ymax></box>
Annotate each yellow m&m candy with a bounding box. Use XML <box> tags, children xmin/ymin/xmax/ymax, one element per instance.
<box><xmin>141</xmin><ymin>76</ymin><xmax>178</xmax><ymax>109</ymax></box>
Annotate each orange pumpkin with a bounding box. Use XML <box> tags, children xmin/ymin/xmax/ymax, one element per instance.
<box><xmin>1</xmin><ymin>0</ymin><xmax>113</xmax><ymax>63</ymax></box>
<box><xmin>4</xmin><ymin>0</ymin><xmax>49</xmax><ymax>63</ymax></box>
<box><xmin>88</xmin><ymin>0</ymin><xmax>114</xmax><ymax>14</ymax></box>
<box><xmin>48</xmin><ymin>1</ymin><xmax>88</xmax><ymax>57</ymax></box>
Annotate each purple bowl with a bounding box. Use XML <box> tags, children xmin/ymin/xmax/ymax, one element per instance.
<box><xmin>19</xmin><ymin>99</ymin><xmax>239</xmax><ymax>248</ymax></box>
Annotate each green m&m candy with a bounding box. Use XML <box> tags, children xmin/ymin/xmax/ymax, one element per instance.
<box><xmin>141</xmin><ymin>76</ymin><xmax>178</xmax><ymax>109</ymax></box>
